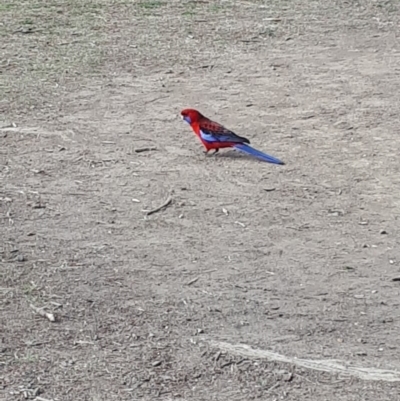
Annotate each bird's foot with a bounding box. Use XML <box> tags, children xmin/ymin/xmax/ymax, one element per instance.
<box><xmin>203</xmin><ymin>149</ymin><xmax>219</xmax><ymax>157</ymax></box>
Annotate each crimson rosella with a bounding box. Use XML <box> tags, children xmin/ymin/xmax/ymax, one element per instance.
<box><xmin>180</xmin><ymin>109</ymin><xmax>284</xmax><ymax>165</ymax></box>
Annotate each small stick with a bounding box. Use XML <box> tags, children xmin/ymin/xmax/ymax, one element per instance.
<box><xmin>187</xmin><ymin>277</ymin><xmax>199</xmax><ymax>286</ymax></box>
<box><xmin>144</xmin><ymin>95</ymin><xmax>169</xmax><ymax>104</ymax></box>
<box><xmin>235</xmin><ymin>221</ymin><xmax>246</xmax><ymax>227</ymax></box>
<box><xmin>30</xmin><ymin>304</ymin><xmax>55</xmax><ymax>322</ymax></box>
<box><xmin>35</xmin><ymin>397</ymin><xmax>54</xmax><ymax>401</ymax></box>
<box><xmin>134</xmin><ymin>147</ymin><xmax>157</xmax><ymax>153</ymax></box>
<box><xmin>143</xmin><ymin>196</ymin><xmax>172</xmax><ymax>216</ymax></box>
<box><xmin>266</xmin><ymin>383</ymin><xmax>280</xmax><ymax>393</ymax></box>
<box><xmin>181</xmin><ymin>268</ymin><xmax>217</xmax><ymax>275</ymax></box>
<box><xmin>220</xmin><ymin>360</ymin><xmax>234</xmax><ymax>368</ymax></box>
<box><xmin>74</xmin><ymin>340</ymin><xmax>95</xmax><ymax>345</ymax></box>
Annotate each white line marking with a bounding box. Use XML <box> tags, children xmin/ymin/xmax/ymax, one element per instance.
<box><xmin>209</xmin><ymin>341</ymin><xmax>400</xmax><ymax>382</ymax></box>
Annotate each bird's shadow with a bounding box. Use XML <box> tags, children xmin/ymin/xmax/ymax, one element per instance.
<box><xmin>210</xmin><ymin>150</ymin><xmax>261</xmax><ymax>162</ymax></box>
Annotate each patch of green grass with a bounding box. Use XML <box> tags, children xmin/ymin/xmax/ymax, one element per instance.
<box><xmin>0</xmin><ymin>2</ymin><xmax>14</xmax><ymax>11</ymax></box>
<box><xmin>21</xmin><ymin>18</ymin><xmax>34</xmax><ymax>25</ymax></box>
<box><xmin>14</xmin><ymin>350</ymin><xmax>39</xmax><ymax>364</ymax></box>
<box><xmin>22</xmin><ymin>281</ymin><xmax>40</xmax><ymax>297</ymax></box>
<box><xmin>259</xmin><ymin>28</ymin><xmax>276</xmax><ymax>38</ymax></box>
<box><xmin>183</xmin><ymin>1</ymin><xmax>228</xmax><ymax>17</ymax></box>
<box><xmin>2</xmin><ymin>0</ymin><xmax>107</xmax><ymax>118</ymax></box>
<box><xmin>377</xmin><ymin>1</ymin><xmax>398</xmax><ymax>12</ymax></box>
<box><xmin>209</xmin><ymin>3</ymin><xmax>230</xmax><ymax>13</ymax></box>
<box><xmin>138</xmin><ymin>0</ymin><xmax>165</xmax><ymax>9</ymax></box>
<box><xmin>182</xmin><ymin>1</ymin><xmax>197</xmax><ymax>17</ymax></box>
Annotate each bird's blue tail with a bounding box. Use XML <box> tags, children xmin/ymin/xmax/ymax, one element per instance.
<box><xmin>233</xmin><ymin>143</ymin><xmax>284</xmax><ymax>165</ymax></box>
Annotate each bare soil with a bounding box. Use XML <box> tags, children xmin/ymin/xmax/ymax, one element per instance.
<box><xmin>2</xmin><ymin>1</ymin><xmax>400</xmax><ymax>400</ymax></box>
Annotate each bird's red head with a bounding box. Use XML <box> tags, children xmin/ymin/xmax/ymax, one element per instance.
<box><xmin>181</xmin><ymin>109</ymin><xmax>205</xmax><ymax>125</ymax></box>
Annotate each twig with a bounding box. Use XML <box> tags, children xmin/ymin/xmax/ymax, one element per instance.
<box><xmin>220</xmin><ymin>360</ymin><xmax>234</xmax><ymax>368</ymax></box>
<box><xmin>30</xmin><ymin>304</ymin><xmax>55</xmax><ymax>322</ymax></box>
<box><xmin>24</xmin><ymin>341</ymin><xmax>50</xmax><ymax>347</ymax></box>
<box><xmin>35</xmin><ymin>397</ymin><xmax>54</xmax><ymax>401</ymax></box>
<box><xmin>144</xmin><ymin>95</ymin><xmax>169</xmax><ymax>104</ymax></box>
<box><xmin>134</xmin><ymin>147</ymin><xmax>157</xmax><ymax>153</ymax></box>
<box><xmin>143</xmin><ymin>196</ymin><xmax>172</xmax><ymax>216</ymax></box>
<box><xmin>187</xmin><ymin>277</ymin><xmax>199</xmax><ymax>286</ymax></box>
<box><xmin>181</xmin><ymin>268</ymin><xmax>217</xmax><ymax>275</ymax></box>
<box><xmin>266</xmin><ymin>383</ymin><xmax>280</xmax><ymax>393</ymax></box>
<box><xmin>74</xmin><ymin>340</ymin><xmax>95</xmax><ymax>345</ymax></box>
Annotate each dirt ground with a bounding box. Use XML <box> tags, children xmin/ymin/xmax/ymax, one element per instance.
<box><xmin>2</xmin><ymin>0</ymin><xmax>400</xmax><ymax>400</ymax></box>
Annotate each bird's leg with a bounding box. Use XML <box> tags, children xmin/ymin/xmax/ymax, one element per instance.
<box><xmin>207</xmin><ymin>149</ymin><xmax>219</xmax><ymax>157</ymax></box>
<box><xmin>203</xmin><ymin>149</ymin><xmax>219</xmax><ymax>157</ymax></box>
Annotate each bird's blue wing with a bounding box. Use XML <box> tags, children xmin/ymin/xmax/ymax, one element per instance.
<box><xmin>199</xmin><ymin>121</ymin><xmax>249</xmax><ymax>144</ymax></box>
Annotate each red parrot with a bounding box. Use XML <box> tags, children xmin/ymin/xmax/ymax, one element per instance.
<box><xmin>180</xmin><ymin>108</ymin><xmax>284</xmax><ymax>165</ymax></box>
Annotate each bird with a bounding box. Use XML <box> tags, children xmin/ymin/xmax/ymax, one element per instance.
<box><xmin>180</xmin><ymin>108</ymin><xmax>284</xmax><ymax>165</ymax></box>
